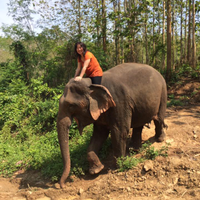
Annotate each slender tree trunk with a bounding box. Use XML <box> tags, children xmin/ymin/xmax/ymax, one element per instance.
<box><xmin>152</xmin><ymin>0</ymin><xmax>155</xmax><ymax>66</ymax></box>
<box><xmin>116</xmin><ymin>0</ymin><xmax>120</xmax><ymax>64</ymax></box>
<box><xmin>166</xmin><ymin>0</ymin><xmax>172</xmax><ymax>82</ymax></box>
<box><xmin>129</xmin><ymin>0</ymin><xmax>134</xmax><ymax>62</ymax></box>
<box><xmin>145</xmin><ymin>10</ymin><xmax>149</xmax><ymax>64</ymax></box>
<box><xmin>158</xmin><ymin>0</ymin><xmax>161</xmax><ymax>35</ymax></box>
<box><xmin>192</xmin><ymin>0</ymin><xmax>196</xmax><ymax>68</ymax></box>
<box><xmin>134</xmin><ymin>0</ymin><xmax>138</xmax><ymax>63</ymax></box>
<box><xmin>174</xmin><ymin>9</ymin><xmax>178</xmax><ymax>70</ymax></box>
<box><xmin>119</xmin><ymin>0</ymin><xmax>124</xmax><ymax>63</ymax></box>
<box><xmin>157</xmin><ymin>0</ymin><xmax>161</xmax><ymax>68</ymax></box>
<box><xmin>184</xmin><ymin>0</ymin><xmax>188</xmax><ymax>62</ymax></box>
<box><xmin>180</xmin><ymin>0</ymin><xmax>183</xmax><ymax>63</ymax></box>
<box><xmin>123</xmin><ymin>0</ymin><xmax>128</xmax><ymax>63</ymax></box>
<box><xmin>171</xmin><ymin>0</ymin><xmax>175</xmax><ymax>70</ymax></box>
<box><xmin>102</xmin><ymin>0</ymin><xmax>107</xmax><ymax>53</ymax></box>
<box><xmin>113</xmin><ymin>0</ymin><xmax>118</xmax><ymax>65</ymax></box>
<box><xmin>187</xmin><ymin>0</ymin><xmax>192</xmax><ymax>63</ymax></box>
<box><xmin>78</xmin><ymin>0</ymin><xmax>81</xmax><ymax>40</ymax></box>
<box><xmin>162</xmin><ymin>0</ymin><xmax>166</xmax><ymax>71</ymax></box>
<box><xmin>96</xmin><ymin>0</ymin><xmax>100</xmax><ymax>46</ymax></box>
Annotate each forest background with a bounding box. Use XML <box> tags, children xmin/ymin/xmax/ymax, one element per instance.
<box><xmin>0</xmin><ymin>0</ymin><xmax>200</xmax><ymax>182</ymax></box>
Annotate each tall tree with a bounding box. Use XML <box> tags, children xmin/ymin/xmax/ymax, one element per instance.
<box><xmin>78</xmin><ymin>0</ymin><xmax>82</xmax><ymax>40</ymax></box>
<box><xmin>113</xmin><ymin>0</ymin><xmax>120</xmax><ymax>65</ymax></box>
<box><xmin>162</xmin><ymin>0</ymin><xmax>166</xmax><ymax>71</ymax></box>
<box><xmin>166</xmin><ymin>0</ymin><xmax>172</xmax><ymax>82</ymax></box>
<box><xmin>119</xmin><ymin>0</ymin><xmax>124</xmax><ymax>64</ymax></box>
<box><xmin>102</xmin><ymin>0</ymin><xmax>107</xmax><ymax>53</ymax></box>
<box><xmin>152</xmin><ymin>0</ymin><xmax>155</xmax><ymax>66</ymax></box>
<box><xmin>180</xmin><ymin>0</ymin><xmax>183</xmax><ymax>63</ymax></box>
<box><xmin>171</xmin><ymin>0</ymin><xmax>175</xmax><ymax>69</ymax></box>
<box><xmin>184</xmin><ymin>0</ymin><xmax>188</xmax><ymax>62</ymax></box>
<box><xmin>96</xmin><ymin>0</ymin><xmax>101</xmax><ymax>46</ymax></box>
<box><xmin>192</xmin><ymin>0</ymin><xmax>196</xmax><ymax>68</ymax></box>
<box><xmin>145</xmin><ymin>2</ymin><xmax>149</xmax><ymax>64</ymax></box>
<box><xmin>187</xmin><ymin>0</ymin><xmax>192</xmax><ymax>63</ymax></box>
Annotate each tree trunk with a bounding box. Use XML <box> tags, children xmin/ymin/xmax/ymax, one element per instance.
<box><xmin>166</xmin><ymin>0</ymin><xmax>172</xmax><ymax>82</ymax></box>
<box><xmin>187</xmin><ymin>0</ymin><xmax>192</xmax><ymax>63</ymax></box>
<box><xmin>120</xmin><ymin>0</ymin><xmax>124</xmax><ymax>63</ymax></box>
<box><xmin>129</xmin><ymin>0</ymin><xmax>134</xmax><ymax>62</ymax></box>
<box><xmin>192</xmin><ymin>0</ymin><xmax>196</xmax><ymax>68</ymax></box>
<box><xmin>180</xmin><ymin>0</ymin><xmax>183</xmax><ymax>63</ymax></box>
<box><xmin>96</xmin><ymin>0</ymin><xmax>100</xmax><ymax>46</ymax></box>
<box><xmin>172</xmin><ymin>0</ymin><xmax>175</xmax><ymax>70</ymax></box>
<box><xmin>113</xmin><ymin>0</ymin><xmax>120</xmax><ymax>65</ymax></box>
<box><xmin>184</xmin><ymin>0</ymin><xmax>188</xmax><ymax>62</ymax></box>
<box><xmin>152</xmin><ymin>0</ymin><xmax>155</xmax><ymax>66</ymax></box>
<box><xmin>78</xmin><ymin>0</ymin><xmax>81</xmax><ymax>40</ymax></box>
<box><xmin>118</xmin><ymin>0</ymin><xmax>123</xmax><ymax>64</ymax></box>
<box><xmin>145</xmin><ymin>10</ymin><xmax>149</xmax><ymax>64</ymax></box>
<box><xmin>102</xmin><ymin>0</ymin><xmax>107</xmax><ymax>53</ymax></box>
<box><xmin>162</xmin><ymin>0</ymin><xmax>166</xmax><ymax>71</ymax></box>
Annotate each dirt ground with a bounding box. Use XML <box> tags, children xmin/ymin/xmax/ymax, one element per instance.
<box><xmin>0</xmin><ymin>78</ymin><xmax>200</xmax><ymax>200</ymax></box>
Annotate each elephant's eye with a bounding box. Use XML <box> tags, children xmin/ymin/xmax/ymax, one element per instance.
<box><xmin>68</xmin><ymin>103</ymin><xmax>78</xmax><ymax>112</ymax></box>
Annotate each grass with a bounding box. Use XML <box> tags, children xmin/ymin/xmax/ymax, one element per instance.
<box><xmin>0</xmin><ymin>123</ymin><xmax>111</xmax><ymax>182</ymax></box>
<box><xmin>116</xmin><ymin>142</ymin><xmax>170</xmax><ymax>172</ymax></box>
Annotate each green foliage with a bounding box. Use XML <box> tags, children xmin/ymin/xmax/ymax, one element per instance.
<box><xmin>167</xmin><ymin>94</ymin><xmax>183</xmax><ymax>107</ymax></box>
<box><xmin>0</xmin><ymin>36</ymin><xmax>13</xmax><ymax>62</ymax></box>
<box><xmin>0</xmin><ymin>62</ymin><xmax>25</xmax><ymax>92</ymax></box>
<box><xmin>117</xmin><ymin>142</ymin><xmax>170</xmax><ymax>172</ymax></box>
<box><xmin>140</xmin><ymin>141</ymin><xmax>170</xmax><ymax>160</ymax></box>
<box><xmin>117</xmin><ymin>151</ymin><xmax>143</xmax><ymax>172</ymax></box>
<box><xmin>0</xmin><ymin>72</ymin><xmax>112</xmax><ymax>181</ymax></box>
<box><xmin>171</xmin><ymin>64</ymin><xmax>200</xmax><ymax>83</ymax></box>
<box><xmin>0</xmin><ymin>71</ymin><xmax>63</xmax><ymax>179</ymax></box>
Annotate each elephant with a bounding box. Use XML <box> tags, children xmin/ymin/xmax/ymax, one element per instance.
<box><xmin>57</xmin><ymin>63</ymin><xmax>167</xmax><ymax>188</ymax></box>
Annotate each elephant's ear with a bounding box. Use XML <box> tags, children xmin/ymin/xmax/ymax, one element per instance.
<box><xmin>88</xmin><ymin>85</ymin><xmax>116</xmax><ymax>120</ymax></box>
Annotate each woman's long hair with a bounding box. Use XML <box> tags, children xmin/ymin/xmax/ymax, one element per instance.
<box><xmin>74</xmin><ymin>42</ymin><xmax>87</xmax><ymax>60</ymax></box>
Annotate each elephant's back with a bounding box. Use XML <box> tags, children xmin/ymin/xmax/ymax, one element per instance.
<box><xmin>103</xmin><ymin>63</ymin><xmax>165</xmax><ymax>87</ymax></box>
<box><xmin>102</xmin><ymin>63</ymin><xmax>167</xmax><ymax>114</ymax></box>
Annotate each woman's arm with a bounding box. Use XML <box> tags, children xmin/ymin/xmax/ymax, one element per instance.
<box><xmin>75</xmin><ymin>59</ymin><xmax>90</xmax><ymax>81</ymax></box>
<box><xmin>74</xmin><ymin>62</ymin><xmax>82</xmax><ymax>77</ymax></box>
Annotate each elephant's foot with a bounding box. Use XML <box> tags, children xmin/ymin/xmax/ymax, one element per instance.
<box><xmin>155</xmin><ymin>131</ymin><xmax>166</xmax><ymax>142</ymax></box>
<box><xmin>87</xmin><ymin>151</ymin><xmax>104</xmax><ymax>175</ymax></box>
<box><xmin>128</xmin><ymin>141</ymin><xmax>142</xmax><ymax>152</ymax></box>
<box><xmin>89</xmin><ymin>163</ymin><xmax>104</xmax><ymax>175</ymax></box>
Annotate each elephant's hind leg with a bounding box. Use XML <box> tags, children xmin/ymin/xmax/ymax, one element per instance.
<box><xmin>154</xmin><ymin>88</ymin><xmax>167</xmax><ymax>142</ymax></box>
<box><xmin>87</xmin><ymin>124</ymin><xmax>109</xmax><ymax>175</ymax></box>
<box><xmin>154</xmin><ymin>119</ymin><xmax>166</xmax><ymax>142</ymax></box>
<box><xmin>129</xmin><ymin>126</ymin><xmax>143</xmax><ymax>151</ymax></box>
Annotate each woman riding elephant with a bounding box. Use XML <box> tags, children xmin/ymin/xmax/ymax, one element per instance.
<box><xmin>74</xmin><ymin>42</ymin><xmax>103</xmax><ymax>85</ymax></box>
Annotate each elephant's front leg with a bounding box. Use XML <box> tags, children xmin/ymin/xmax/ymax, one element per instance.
<box><xmin>87</xmin><ymin>124</ymin><xmax>109</xmax><ymax>175</ymax></box>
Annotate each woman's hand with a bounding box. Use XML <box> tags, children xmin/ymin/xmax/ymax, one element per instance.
<box><xmin>74</xmin><ymin>76</ymin><xmax>82</xmax><ymax>81</ymax></box>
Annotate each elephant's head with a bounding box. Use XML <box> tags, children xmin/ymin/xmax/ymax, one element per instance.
<box><xmin>57</xmin><ymin>79</ymin><xmax>116</xmax><ymax>188</ymax></box>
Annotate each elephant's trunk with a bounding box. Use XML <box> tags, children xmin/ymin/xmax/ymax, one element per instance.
<box><xmin>57</xmin><ymin>115</ymin><xmax>72</xmax><ymax>188</ymax></box>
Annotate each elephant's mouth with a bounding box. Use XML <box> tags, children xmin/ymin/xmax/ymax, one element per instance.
<box><xmin>74</xmin><ymin>117</ymin><xmax>84</xmax><ymax>135</ymax></box>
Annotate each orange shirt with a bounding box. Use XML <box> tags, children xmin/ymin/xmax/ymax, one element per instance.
<box><xmin>78</xmin><ymin>51</ymin><xmax>103</xmax><ymax>77</ymax></box>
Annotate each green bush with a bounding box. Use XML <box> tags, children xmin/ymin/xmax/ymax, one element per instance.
<box><xmin>0</xmin><ymin>75</ymin><xmax>112</xmax><ymax>181</ymax></box>
<box><xmin>167</xmin><ymin>94</ymin><xmax>183</xmax><ymax>107</ymax></box>
<box><xmin>117</xmin><ymin>142</ymin><xmax>170</xmax><ymax>172</ymax></box>
<box><xmin>117</xmin><ymin>151</ymin><xmax>143</xmax><ymax>172</ymax></box>
<box><xmin>140</xmin><ymin>141</ymin><xmax>170</xmax><ymax>160</ymax></box>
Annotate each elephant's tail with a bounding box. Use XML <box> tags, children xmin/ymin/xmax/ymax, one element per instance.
<box><xmin>163</xmin><ymin>121</ymin><xmax>168</xmax><ymax>129</ymax></box>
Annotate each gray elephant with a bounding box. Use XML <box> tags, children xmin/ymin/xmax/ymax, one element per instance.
<box><xmin>57</xmin><ymin>63</ymin><xmax>167</xmax><ymax>188</ymax></box>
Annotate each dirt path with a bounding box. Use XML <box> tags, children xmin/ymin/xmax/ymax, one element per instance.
<box><xmin>1</xmin><ymin>104</ymin><xmax>200</xmax><ymax>200</ymax></box>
